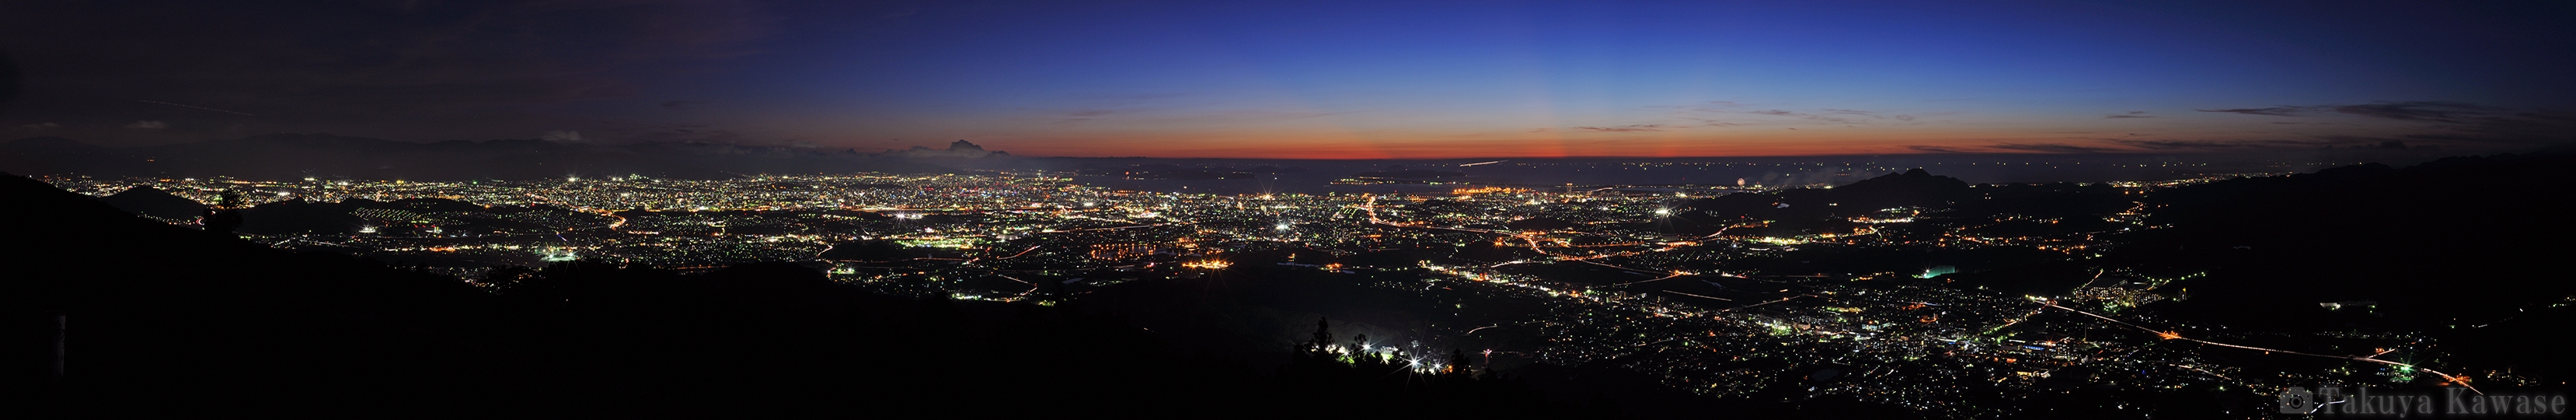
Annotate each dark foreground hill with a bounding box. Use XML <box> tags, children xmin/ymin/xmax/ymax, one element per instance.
<box><xmin>95</xmin><ymin>186</ymin><xmax>205</xmax><ymax>220</ymax></box>
<box><xmin>2105</xmin><ymin>149</ymin><xmax>2576</xmax><ymax>380</ymax></box>
<box><xmin>0</xmin><ymin>172</ymin><xmax>1603</xmax><ymax>418</ymax></box>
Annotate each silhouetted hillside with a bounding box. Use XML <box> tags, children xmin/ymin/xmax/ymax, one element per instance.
<box><xmin>1639</xmin><ymin>168</ymin><xmax>1982</xmax><ymax>236</ymax></box>
<box><xmin>1824</xmin><ymin>167</ymin><xmax>1975</xmax><ymax>211</ymax></box>
<box><xmin>2</xmin><ymin>172</ymin><xmax>541</xmax><ymax>416</ymax></box>
<box><xmin>2107</xmin><ymin>150</ymin><xmax>2576</xmax><ymax>377</ymax></box>
<box><xmin>96</xmin><ymin>186</ymin><xmax>204</xmax><ymax>220</ymax></box>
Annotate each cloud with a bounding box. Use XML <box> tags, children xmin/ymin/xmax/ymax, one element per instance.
<box><xmin>2105</xmin><ymin>138</ymin><xmax>2392</xmax><ymax>150</ymax></box>
<box><xmin>124</xmin><ymin>120</ymin><xmax>166</xmax><ymax>129</ymax></box>
<box><xmin>542</xmin><ymin>130</ymin><xmax>583</xmax><ymax>142</ymax></box>
<box><xmin>612</xmin><ymin>126</ymin><xmax>744</xmax><ymax>143</ymax></box>
<box><xmin>2197</xmin><ymin>107</ymin><xmax>2310</xmax><ymax>116</ymax></box>
<box><xmin>2104</xmin><ymin>111</ymin><xmax>2154</xmax><ymax>119</ymax></box>
<box><xmin>2187</xmin><ymin>101</ymin><xmax>2572</xmax><ymax>147</ymax></box>
<box><xmin>1906</xmin><ymin>145</ymin><xmax>1969</xmax><ymax>153</ymax></box>
<box><xmin>1024</xmin><ymin>107</ymin><xmax>1131</xmax><ymax>124</ymax></box>
<box><xmin>1745</xmin><ymin>108</ymin><xmax>1916</xmax><ymax>125</ymax></box>
<box><xmin>2330</xmin><ymin>101</ymin><xmax>2499</xmax><ymax>123</ymax></box>
<box><xmin>2107</xmin><ymin>139</ymin><xmax>2262</xmax><ymax>149</ymax></box>
<box><xmin>2323</xmin><ymin>102</ymin><xmax>2575</xmax><ymax>143</ymax></box>
<box><xmin>18</xmin><ymin>122</ymin><xmax>58</xmax><ymax>130</ymax></box>
<box><xmin>1572</xmin><ymin>124</ymin><xmax>1667</xmax><ymax>132</ymax></box>
<box><xmin>1652</xmin><ymin>103</ymin><xmax>1923</xmax><ymax>128</ymax></box>
<box><xmin>1988</xmin><ymin>142</ymin><xmax>2115</xmax><ymax>153</ymax></box>
<box><xmin>2198</xmin><ymin>102</ymin><xmax>2512</xmax><ymax>122</ymax></box>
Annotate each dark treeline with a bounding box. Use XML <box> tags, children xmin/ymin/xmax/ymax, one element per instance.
<box><xmin>0</xmin><ymin>172</ymin><xmax>1588</xmax><ymax>417</ymax></box>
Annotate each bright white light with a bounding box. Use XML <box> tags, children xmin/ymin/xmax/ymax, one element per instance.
<box><xmin>1654</xmin><ymin>208</ymin><xmax>1671</xmax><ymax>215</ymax></box>
<box><xmin>1275</xmin><ymin>223</ymin><xmax>1291</xmax><ymax>231</ymax></box>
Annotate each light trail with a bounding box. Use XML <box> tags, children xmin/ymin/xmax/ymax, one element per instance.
<box><xmin>1574</xmin><ymin>258</ymin><xmax>1652</xmax><ymax>274</ymax></box>
<box><xmin>2070</xmin><ymin>268</ymin><xmax>2108</xmax><ymax>290</ymax></box>
<box><xmin>1058</xmin><ymin>222</ymin><xmax>1169</xmax><ymax>232</ymax></box>
<box><xmin>993</xmin><ymin>245</ymin><xmax>1043</xmax><ymax>260</ymax></box>
<box><xmin>2166</xmin><ymin>362</ymin><xmax>2245</xmax><ymax>387</ymax></box>
<box><xmin>2034</xmin><ymin>299</ymin><xmax>2483</xmax><ymax>394</ymax></box>
<box><xmin>1692</xmin><ymin>225</ymin><xmax>1737</xmax><ymax>240</ymax></box>
<box><xmin>1464</xmin><ymin>325</ymin><xmax>1501</xmax><ymax>335</ymax></box>
<box><xmin>1658</xmin><ymin>290</ymin><xmax>1734</xmax><ymax>302</ymax></box>
<box><xmin>1612</xmin><ymin>271</ymin><xmax>1691</xmax><ymax>286</ymax></box>
<box><xmin>1720</xmin><ymin>294</ymin><xmax>1811</xmax><ymax>312</ymax></box>
<box><xmin>1457</xmin><ymin>160</ymin><xmax>1506</xmax><ymax>167</ymax></box>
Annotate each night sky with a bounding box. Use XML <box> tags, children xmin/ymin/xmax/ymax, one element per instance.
<box><xmin>2</xmin><ymin>0</ymin><xmax>2571</xmax><ymax>158</ymax></box>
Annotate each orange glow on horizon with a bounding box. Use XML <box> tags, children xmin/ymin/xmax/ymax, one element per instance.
<box><xmin>985</xmin><ymin>133</ymin><xmax>2103</xmax><ymax>159</ymax></box>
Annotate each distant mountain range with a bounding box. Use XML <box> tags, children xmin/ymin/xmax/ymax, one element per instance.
<box><xmin>0</xmin><ymin>134</ymin><xmax>1009</xmax><ymax>180</ymax></box>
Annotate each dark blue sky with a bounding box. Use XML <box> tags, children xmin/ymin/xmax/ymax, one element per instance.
<box><xmin>3</xmin><ymin>0</ymin><xmax>2570</xmax><ymax>157</ymax></box>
